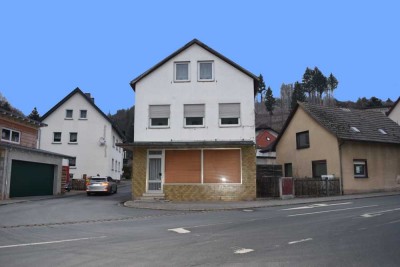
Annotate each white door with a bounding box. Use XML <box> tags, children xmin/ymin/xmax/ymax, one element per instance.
<box><xmin>148</xmin><ymin>154</ymin><xmax>162</xmax><ymax>192</ymax></box>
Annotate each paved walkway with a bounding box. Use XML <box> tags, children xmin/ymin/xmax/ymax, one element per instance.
<box><xmin>124</xmin><ymin>191</ymin><xmax>400</xmax><ymax>211</ymax></box>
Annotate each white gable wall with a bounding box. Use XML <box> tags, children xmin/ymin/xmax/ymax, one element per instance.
<box><xmin>134</xmin><ymin>44</ymin><xmax>255</xmax><ymax>142</ymax></box>
<box><xmin>388</xmin><ymin>101</ymin><xmax>400</xmax><ymax>125</ymax></box>
<box><xmin>40</xmin><ymin>93</ymin><xmax>124</xmax><ymax>180</ymax></box>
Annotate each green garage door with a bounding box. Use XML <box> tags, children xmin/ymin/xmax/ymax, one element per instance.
<box><xmin>10</xmin><ymin>160</ymin><xmax>54</xmax><ymax>197</ymax></box>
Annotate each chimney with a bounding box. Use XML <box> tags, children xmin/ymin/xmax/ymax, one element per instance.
<box><xmin>85</xmin><ymin>93</ymin><xmax>95</xmax><ymax>103</ymax></box>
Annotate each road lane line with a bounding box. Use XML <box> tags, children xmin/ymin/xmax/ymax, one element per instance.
<box><xmin>361</xmin><ymin>207</ymin><xmax>400</xmax><ymax>218</ymax></box>
<box><xmin>234</xmin><ymin>248</ymin><xmax>254</xmax><ymax>254</ymax></box>
<box><xmin>168</xmin><ymin>228</ymin><xmax>191</xmax><ymax>234</ymax></box>
<box><xmin>282</xmin><ymin>202</ymin><xmax>352</xmax><ymax>210</ymax></box>
<box><xmin>288</xmin><ymin>238</ymin><xmax>313</xmax><ymax>245</ymax></box>
<box><xmin>288</xmin><ymin>205</ymin><xmax>378</xmax><ymax>217</ymax></box>
<box><xmin>0</xmin><ymin>236</ymin><xmax>107</xmax><ymax>249</ymax></box>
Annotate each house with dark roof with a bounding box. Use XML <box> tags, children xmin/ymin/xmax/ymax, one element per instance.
<box><xmin>274</xmin><ymin>102</ymin><xmax>400</xmax><ymax>194</ymax></box>
<box><xmin>120</xmin><ymin>39</ymin><xmax>258</xmax><ymax>201</ymax></box>
<box><xmin>256</xmin><ymin>125</ymin><xmax>278</xmax><ymax>165</ymax></box>
<box><xmin>39</xmin><ymin>88</ymin><xmax>124</xmax><ymax>181</ymax></box>
<box><xmin>0</xmin><ymin>108</ymin><xmax>71</xmax><ymax>199</ymax></box>
<box><xmin>387</xmin><ymin>97</ymin><xmax>400</xmax><ymax>125</ymax></box>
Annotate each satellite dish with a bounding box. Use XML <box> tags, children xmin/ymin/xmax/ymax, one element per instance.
<box><xmin>99</xmin><ymin>137</ymin><xmax>106</xmax><ymax>146</ymax></box>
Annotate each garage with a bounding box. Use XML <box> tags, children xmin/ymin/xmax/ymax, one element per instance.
<box><xmin>10</xmin><ymin>160</ymin><xmax>54</xmax><ymax>197</ymax></box>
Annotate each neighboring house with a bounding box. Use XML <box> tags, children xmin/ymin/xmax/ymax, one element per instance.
<box><xmin>122</xmin><ymin>39</ymin><xmax>258</xmax><ymax>201</ymax></box>
<box><xmin>39</xmin><ymin>88</ymin><xmax>124</xmax><ymax>181</ymax></box>
<box><xmin>387</xmin><ymin>97</ymin><xmax>400</xmax><ymax>125</ymax></box>
<box><xmin>274</xmin><ymin>102</ymin><xmax>400</xmax><ymax>194</ymax></box>
<box><xmin>0</xmin><ymin>108</ymin><xmax>70</xmax><ymax>199</ymax></box>
<box><xmin>255</xmin><ymin>125</ymin><xmax>278</xmax><ymax>165</ymax></box>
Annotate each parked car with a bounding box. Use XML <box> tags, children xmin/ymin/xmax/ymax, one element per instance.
<box><xmin>86</xmin><ymin>176</ymin><xmax>117</xmax><ymax>195</ymax></box>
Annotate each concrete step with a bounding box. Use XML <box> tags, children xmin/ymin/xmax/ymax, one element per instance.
<box><xmin>138</xmin><ymin>193</ymin><xmax>166</xmax><ymax>202</ymax></box>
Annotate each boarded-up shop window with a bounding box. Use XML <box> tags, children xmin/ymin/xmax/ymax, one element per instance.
<box><xmin>165</xmin><ymin>150</ymin><xmax>201</xmax><ymax>183</ymax></box>
<box><xmin>203</xmin><ymin>149</ymin><xmax>241</xmax><ymax>183</ymax></box>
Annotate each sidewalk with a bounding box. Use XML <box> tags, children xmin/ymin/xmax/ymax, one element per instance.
<box><xmin>124</xmin><ymin>191</ymin><xmax>400</xmax><ymax>211</ymax></box>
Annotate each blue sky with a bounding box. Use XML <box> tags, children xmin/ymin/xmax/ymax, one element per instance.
<box><xmin>1</xmin><ymin>0</ymin><xmax>399</xmax><ymax>116</ymax></box>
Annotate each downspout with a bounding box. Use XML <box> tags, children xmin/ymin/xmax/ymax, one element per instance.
<box><xmin>338</xmin><ymin>139</ymin><xmax>345</xmax><ymax>195</ymax></box>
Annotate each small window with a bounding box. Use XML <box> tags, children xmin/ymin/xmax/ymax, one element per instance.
<box><xmin>69</xmin><ymin>132</ymin><xmax>78</xmax><ymax>143</ymax></box>
<box><xmin>1</xmin><ymin>128</ymin><xmax>20</xmax><ymax>144</ymax></box>
<box><xmin>296</xmin><ymin>131</ymin><xmax>310</xmax><ymax>149</ymax></box>
<box><xmin>65</xmin><ymin>109</ymin><xmax>73</xmax><ymax>119</ymax></box>
<box><xmin>354</xmin><ymin>159</ymin><xmax>368</xmax><ymax>178</ymax></box>
<box><xmin>184</xmin><ymin>104</ymin><xmax>205</xmax><ymax>127</ymax></box>
<box><xmin>149</xmin><ymin>105</ymin><xmax>170</xmax><ymax>128</ymax></box>
<box><xmin>312</xmin><ymin>160</ymin><xmax>327</xmax><ymax>178</ymax></box>
<box><xmin>80</xmin><ymin>110</ymin><xmax>87</xmax><ymax>119</ymax></box>
<box><xmin>219</xmin><ymin>103</ymin><xmax>240</xmax><ymax>126</ymax></box>
<box><xmin>53</xmin><ymin>132</ymin><xmax>62</xmax><ymax>143</ymax></box>
<box><xmin>174</xmin><ymin>62</ymin><xmax>190</xmax><ymax>82</ymax></box>
<box><xmin>198</xmin><ymin>61</ymin><xmax>214</xmax><ymax>81</ymax></box>
<box><xmin>69</xmin><ymin>158</ymin><xmax>76</xmax><ymax>167</ymax></box>
<box><xmin>284</xmin><ymin>163</ymin><xmax>293</xmax><ymax>177</ymax></box>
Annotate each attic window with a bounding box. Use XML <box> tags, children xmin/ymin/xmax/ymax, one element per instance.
<box><xmin>378</xmin><ymin>129</ymin><xmax>387</xmax><ymax>135</ymax></box>
<box><xmin>350</xmin><ymin>127</ymin><xmax>360</xmax><ymax>133</ymax></box>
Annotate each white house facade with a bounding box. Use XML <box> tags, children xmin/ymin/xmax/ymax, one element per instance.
<box><xmin>123</xmin><ymin>39</ymin><xmax>258</xmax><ymax>201</ymax></box>
<box><xmin>387</xmin><ymin>97</ymin><xmax>400</xmax><ymax>125</ymax></box>
<box><xmin>39</xmin><ymin>88</ymin><xmax>124</xmax><ymax>180</ymax></box>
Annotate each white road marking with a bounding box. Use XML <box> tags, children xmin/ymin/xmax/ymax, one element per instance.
<box><xmin>242</xmin><ymin>209</ymin><xmax>254</xmax><ymax>212</ymax></box>
<box><xmin>234</xmin><ymin>248</ymin><xmax>254</xmax><ymax>254</ymax></box>
<box><xmin>361</xmin><ymin>207</ymin><xmax>400</xmax><ymax>218</ymax></box>
<box><xmin>168</xmin><ymin>228</ymin><xmax>191</xmax><ymax>234</ymax></box>
<box><xmin>288</xmin><ymin>238</ymin><xmax>313</xmax><ymax>245</ymax></box>
<box><xmin>288</xmin><ymin>205</ymin><xmax>378</xmax><ymax>217</ymax></box>
<box><xmin>282</xmin><ymin>202</ymin><xmax>352</xmax><ymax>210</ymax></box>
<box><xmin>0</xmin><ymin>236</ymin><xmax>107</xmax><ymax>249</ymax></box>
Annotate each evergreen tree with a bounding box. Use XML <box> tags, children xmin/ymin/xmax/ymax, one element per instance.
<box><xmin>302</xmin><ymin>67</ymin><xmax>315</xmax><ymax>102</ymax></box>
<box><xmin>28</xmin><ymin>107</ymin><xmax>40</xmax><ymax>121</ymax></box>
<box><xmin>264</xmin><ymin>86</ymin><xmax>276</xmax><ymax>115</ymax></box>
<box><xmin>257</xmin><ymin>74</ymin><xmax>266</xmax><ymax>103</ymax></box>
<box><xmin>312</xmin><ymin>67</ymin><xmax>327</xmax><ymax>102</ymax></box>
<box><xmin>291</xmin><ymin>81</ymin><xmax>306</xmax><ymax>109</ymax></box>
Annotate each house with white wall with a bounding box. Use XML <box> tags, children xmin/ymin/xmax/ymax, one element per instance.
<box><xmin>40</xmin><ymin>88</ymin><xmax>124</xmax><ymax>180</ymax></box>
<box><xmin>387</xmin><ymin>97</ymin><xmax>400</xmax><ymax>125</ymax></box>
<box><xmin>121</xmin><ymin>39</ymin><xmax>259</xmax><ymax>201</ymax></box>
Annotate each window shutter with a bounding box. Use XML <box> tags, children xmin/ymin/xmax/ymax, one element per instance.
<box><xmin>149</xmin><ymin>105</ymin><xmax>170</xmax><ymax>118</ymax></box>
<box><xmin>219</xmin><ymin>103</ymin><xmax>240</xmax><ymax>118</ymax></box>
<box><xmin>184</xmin><ymin>104</ymin><xmax>205</xmax><ymax>117</ymax></box>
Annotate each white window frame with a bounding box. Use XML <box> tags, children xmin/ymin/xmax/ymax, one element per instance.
<box><xmin>184</xmin><ymin>104</ymin><xmax>205</xmax><ymax>128</ymax></box>
<box><xmin>1</xmin><ymin>128</ymin><xmax>20</xmax><ymax>144</ymax></box>
<box><xmin>149</xmin><ymin>105</ymin><xmax>170</xmax><ymax>128</ymax></box>
<box><xmin>219</xmin><ymin>103</ymin><xmax>241</xmax><ymax>127</ymax></box>
<box><xmin>198</xmin><ymin>61</ymin><xmax>214</xmax><ymax>81</ymax></box>
<box><xmin>65</xmin><ymin>109</ymin><xmax>73</xmax><ymax>119</ymax></box>
<box><xmin>53</xmin><ymin>132</ymin><xmax>62</xmax><ymax>143</ymax></box>
<box><xmin>174</xmin><ymin>62</ymin><xmax>190</xmax><ymax>82</ymax></box>
<box><xmin>69</xmin><ymin>132</ymin><xmax>78</xmax><ymax>144</ymax></box>
<box><xmin>354</xmin><ymin>159</ymin><xmax>368</xmax><ymax>178</ymax></box>
<box><xmin>79</xmin><ymin>109</ymin><xmax>87</xmax><ymax>120</ymax></box>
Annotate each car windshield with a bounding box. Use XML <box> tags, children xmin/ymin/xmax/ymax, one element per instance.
<box><xmin>90</xmin><ymin>178</ymin><xmax>107</xmax><ymax>182</ymax></box>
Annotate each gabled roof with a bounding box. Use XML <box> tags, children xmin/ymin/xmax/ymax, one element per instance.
<box><xmin>40</xmin><ymin>87</ymin><xmax>125</xmax><ymax>139</ymax></box>
<box><xmin>0</xmin><ymin>108</ymin><xmax>47</xmax><ymax>127</ymax></box>
<box><xmin>274</xmin><ymin>102</ymin><xmax>400</xmax><ymax>149</ymax></box>
<box><xmin>386</xmin><ymin>96</ymin><xmax>400</xmax><ymax>116</ymax></box>
<box><xmin>129</xmin><ymin>38</ymin><xmax>259</xmax><ymax>95</ymax></box>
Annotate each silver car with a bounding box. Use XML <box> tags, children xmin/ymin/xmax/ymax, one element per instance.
<box><xmin>86</xmin><ymin>176</ymin><xmax>117</xmax><ymax>195</ymax></box>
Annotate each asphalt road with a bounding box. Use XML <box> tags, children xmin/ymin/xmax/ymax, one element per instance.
<box><xmin>0</xmin><ymin>185</ymin><xmax>399</xmax><ymax>267</ymax></box>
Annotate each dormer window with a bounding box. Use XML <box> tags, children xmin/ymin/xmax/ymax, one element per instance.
<box><xmin>174</xmin><ymin>62</ymin><xmax>190</xmax><ymax>82</ymax></box>
<box><xmin>198</xmin><ymin>61</ymin><xmax>214</xmax><ymax>81</ymax></box>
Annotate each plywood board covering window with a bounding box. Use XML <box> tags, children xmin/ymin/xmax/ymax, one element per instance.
<box><xmin>203</xmin><ymin>150</ymin><xmax>241</xmax><ymax>183</ymax></box>
<box><xmin>165</xmin><ymin>150</ymin><xmax>201</xmax><ymax>183</ymax></box>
